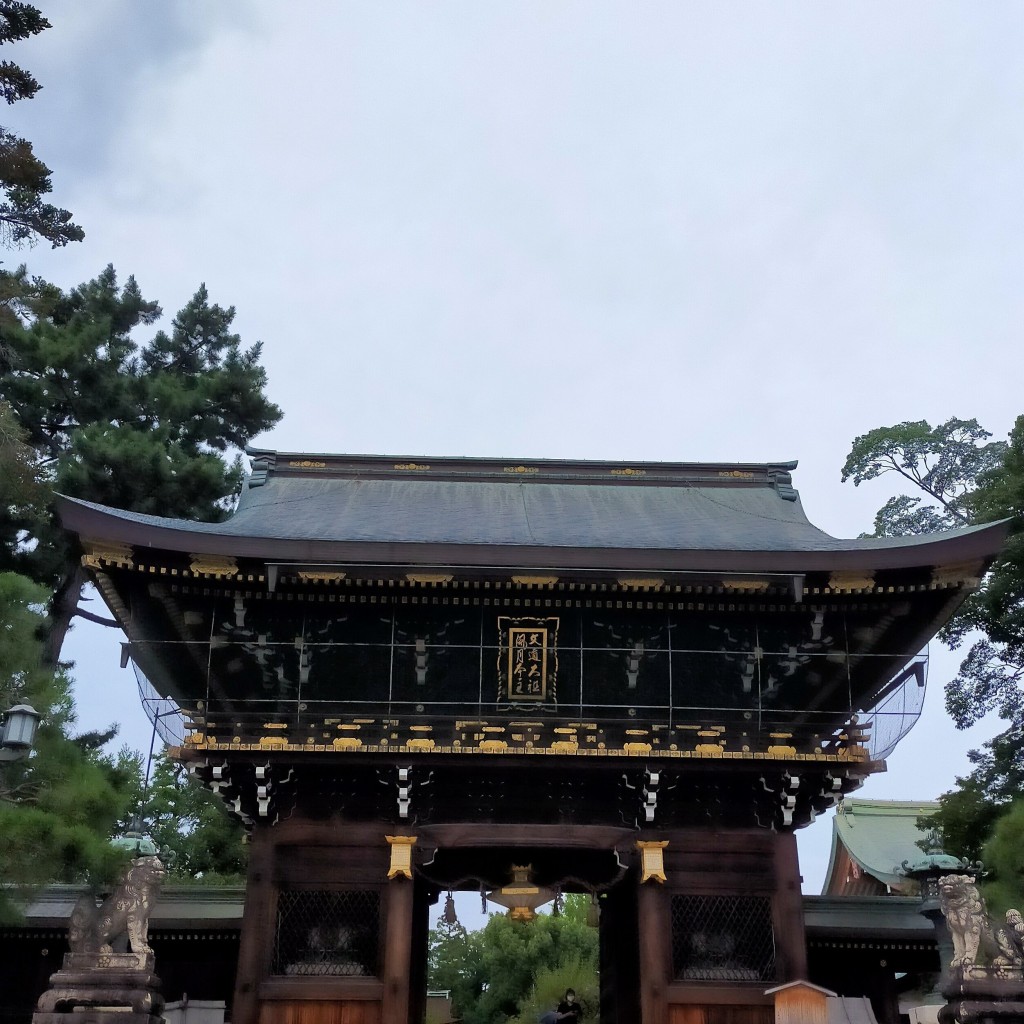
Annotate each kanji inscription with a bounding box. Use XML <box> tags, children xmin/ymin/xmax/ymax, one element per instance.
<box><xmin>498</xmin><ymin>616</ymin><xmax>558</xmax><ymax>703</ymax></box>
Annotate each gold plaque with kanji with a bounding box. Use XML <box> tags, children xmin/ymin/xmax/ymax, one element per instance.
<box><xmin>498</xmin><ymin>617</ymin><xmax>558</xmax><ymax>703</ymax></box>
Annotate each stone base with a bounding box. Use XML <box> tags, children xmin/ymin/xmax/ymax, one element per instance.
<box><xmin>938</xmin><ymin>971</ymin><xmax>1024</xmax><ymax>1024</ymax></box>
<box><xmin>32</xmin><ymin>951</ymin><xmax>164</xmax><ymax>1022</ymax></box>
<box><xmin>34</xmin><ymin>1014</ymin><xmax>162</xmax><ymax>1024</ymax></box>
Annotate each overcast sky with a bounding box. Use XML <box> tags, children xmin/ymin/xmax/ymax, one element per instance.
<box><xmin>12</xmin><ymin>2</ymin><xmax>1023</xmax><ymax>896</ymax></box>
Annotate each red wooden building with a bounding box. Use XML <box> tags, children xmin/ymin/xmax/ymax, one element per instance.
<box><xmin>57</xmin><ymin>451</ymin><xmax>1005</xmax><ymax>1024</ymax></box>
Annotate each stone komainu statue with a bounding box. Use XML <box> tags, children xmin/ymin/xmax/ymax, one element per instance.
<box><xmin>937</xmin><ymin>873</ymin><xmax>1024</xmax><ymax>977</ymax></box>
<box><xmin>68</xmin><ymin>855</ymin><xmax>166</xmax><ymax>957</ymax></box>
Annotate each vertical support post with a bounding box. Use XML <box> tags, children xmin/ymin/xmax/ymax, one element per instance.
<box><xmin>637</xmin><ymin>875</ymin><xmax>670</xmax><ymax>1024</ymax></box>
<box><xmin>232</xmin><ymin>825</ymin><xmax>275</xmax><ymax>1024</ymax></box>
<box><xmin>773</xmin><ymin>832</ymin><xmax>808</xmax><ymax>982</ymax></box>
<box><xmin>383</xmin><ymin>835</ymin><xmax>418</xmax><ymax>1024</ymax></box>
<box><xmin>408</xmin><ymin>879</ymin><xmax>432</xmax><ymax>1024</ymax></box>
<box><xmin>382</xmin><ymin>876</ymin><xmax>415</xmax><ymax>1024</ymax></box>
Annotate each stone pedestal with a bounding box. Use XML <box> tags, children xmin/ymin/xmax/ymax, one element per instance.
<box><xmin>938</xmin><ymin>970</ymin><xmax>1024</xmax><ymax>1024</ymax></box>
<box><xmin>32</xmin><ymin>951</ymin><xmax>164</xmax><ymax>1024</ymax></box>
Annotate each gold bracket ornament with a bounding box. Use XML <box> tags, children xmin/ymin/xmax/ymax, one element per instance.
<box><xmin>189</xmin><ymin>554</ymin><xmax>239</xmax><ymax>578</ymax></box>
<box><xmin>386</xmin><ymin>835</ymin><xmax>417</xmax><ymax>880</ymax></box>
<box><xmin>723</xmin><ymin>579</ymin><xmax>770</xmax><ymax>593</ymax></box>
<box><xmin>636</xmin><ymin>840</ymin><xmax>669</xmax><ymax>884</ymax></box>
<box><xmin>931</xmin><ymin>560</ymin><xmax>984</xmax><ymax>588</ymax></box>
<box><xmin>616</xmin><ymin>577</ymin><xmax>665</xmax><ymax>590</ymax></box>
<box><xmin>827</xmin><ymin>571</ymin><xmax>875</xmax><ymax>592</ymax></box>
<box><xmin>81</xmin><ymin>540</ymin><xmax>134</xmax><ymax>570</ymax></box>
<box><xmin>297</xmin><ymin>570</ymin><xmax>347</xmax><ymax>583</ymax></box>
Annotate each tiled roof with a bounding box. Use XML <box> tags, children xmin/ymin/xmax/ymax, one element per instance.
<box><xmin>56</xmin><ymin>450</ymin><xmax>1007</xmax><ymax>572</ymax></box>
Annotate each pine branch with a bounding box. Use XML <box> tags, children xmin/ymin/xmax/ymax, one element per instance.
<box><xmin>74</xmin><ymin>606</ymin><xmax>119</xmax><ymax>628</ymax></box>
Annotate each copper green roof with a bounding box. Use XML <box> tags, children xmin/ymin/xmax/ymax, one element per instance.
<box><xmin>824</xmin><ymin>799</ymin><xmax>938</xmax><ymax>894</ymax></box>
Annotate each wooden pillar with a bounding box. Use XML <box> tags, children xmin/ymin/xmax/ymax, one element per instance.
<box><xmin>382</xmin><ymin>876</ymin><xmax>415</xmax><ymax>1023</ymax></box>
<box><xmin>232</xmin><ymin>825</ymin><xmax>275</xmax><ymax>1024</ymax></box>
<box><xmin>408</xmin><ymin>880</ymin><xmax>432</xmax><ymax>1024</ymax></box>
<box><xmin>382</xmin><ymin>878</ymin><xmax>415</xmax><ymax>1023</ymax></box>
<box><xmin>772</xmin><ymin>833</ymin><xmax>808</xmax><ymax>982</ymax></box>
<box><xmin>637</xmin><ymin>877</ymin><xmax>670</xmax><ymax>1024</ymax></box>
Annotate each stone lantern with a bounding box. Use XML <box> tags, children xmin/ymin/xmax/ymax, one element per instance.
<box><xmin>898</xmin><ymin>830</ymin><xmax>981</xmax><ymax>989</ymax></box>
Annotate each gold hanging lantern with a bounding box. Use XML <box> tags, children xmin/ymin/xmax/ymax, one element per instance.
<box><xmin>485</xmin><ymin>865</ymin><xmax>555</xmax><ymax>922</ymax></box>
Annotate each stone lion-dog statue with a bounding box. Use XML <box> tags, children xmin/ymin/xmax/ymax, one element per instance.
<box><xmin>68</xmin><ymin>855</ymin><xmax>166</xmax><ymax>958</ymax></box>
<box><xmin>938</xmin><ymin>873</ymin><xmax>1024</xmax><ymax>978</ymax></box>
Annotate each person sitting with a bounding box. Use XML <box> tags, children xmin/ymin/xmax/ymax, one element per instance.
<box><xmin>556</xmin><ymin>988</ymin><xmax>581</xmax><ymax>1021</ymax></box>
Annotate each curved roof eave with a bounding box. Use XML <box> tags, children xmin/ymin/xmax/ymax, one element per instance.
<box><xmin>56</xmin><ymin>495</ymin><xmax>1010</xmax><ymax>574</ymax></box>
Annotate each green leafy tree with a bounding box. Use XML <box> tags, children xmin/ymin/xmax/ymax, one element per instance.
<box><xmin>428</xmin><ymin>902</ymin><xmax>598</xmax><ymax>1024</ymax></box>
<box><xmin>428</xmin><ymin>915</ymin><xmax>486</xmax><ymax>1020</ymax></box>
<box><xmin>0</xmin><ymin>570</ymin><xmax>136</xmax><ymax>920</ymax></box>
<box><xmin>980</xmin><ymin>801</ymin><xmax>1024</xmax><ymax>915</ymax></box>
<box><xmin>136</xmin><ymin>752</ymin><xmax>247</xmax><ymax>883</ymax></box>
<box><xmin>843</xmin><ymin>415</ymin><xmax>1024</xmax><ymax>902</ymax></box>
<box><xmin>509</xmin><ymin>955</ymin><xmax>599</xmax><ymax>1024</ymax></box>
<box><xmin>841</xmin><ymin>418</ymin><xmax>1005</xmax><ymax>537</ymax></box>
<box><xmin>0</xmin><ymin>263</ymin><xmax>282</xmax><ymax>662</ymax></box>
<box><xmin>0</xmin><ymin>3</ymin><xmax>83</xmax><ymax>247</ymax></box>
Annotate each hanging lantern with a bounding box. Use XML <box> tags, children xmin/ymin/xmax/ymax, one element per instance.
<box><xmin>1</xmin><ymin>703</ymin><xmax>41</xmax><ymax>750</ymax></box>
<box><xmin>485</xmin><ymin>865</ymin><xmax>555</xmax><ymax>922</ymax></box>
<box><xmin>552</xmin><ymin>887</ymin><xmax>563</xmax><ymax>918</ymax></box>
<box><xmin>443</xmin><ymin>890</ymin><xmax>459</xmax><ymax>926</ymax></box>
<box><xmin>586</xmin><ymin>893</ymin><xmax>600</xmax><ymax>928</ymax></box>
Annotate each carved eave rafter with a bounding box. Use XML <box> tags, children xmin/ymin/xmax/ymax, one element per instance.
<box><xmin>75</xmin><ymin>535</ymin><xmax>995</xmax><ymax>607</ymax></box>
<box><xmin>179</xmin><ymin>753</ymin><xmax>868</xmax><ymax>832</ymax></box>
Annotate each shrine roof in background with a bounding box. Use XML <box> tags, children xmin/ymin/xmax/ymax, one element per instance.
<box><xmin>822</xmin><ymin>799</ymin><xmax>939</xmax><ymax>896</ymax></box>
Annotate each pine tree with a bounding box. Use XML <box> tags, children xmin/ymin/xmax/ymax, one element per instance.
<box><xmin>0</xmin><ymin>264</ymin><xmax>282</xmax><ymax>661</ymax></box>
<box><xmin>0</xmin><ymin>2</ymin><xmax>83</xmax><ymax>247</ymax></box>
<box><xmin>0</xmin><ymin>571</ymin><xmax>136</xmax><ymax>919</ymax></box>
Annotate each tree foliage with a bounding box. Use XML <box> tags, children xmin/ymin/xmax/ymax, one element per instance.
<box><xmin>427</xmin><ymin>900</ymin><xmax>598</xmax><ymax>1024</ymax></box>
<box><xmin>844</xmin><ymin>415</ymin><xmax>1024</xmax><ymax>903</ymax></box>
<box><xmin>0</xmin><ymin>2</ymin><xmax>83</xmax><ymax>248</ymax></box>
<box><xmin>136</xmin><ymin>752</ymin><xmax>247</xmax><ymax>883</ymax></box>
<box><xmin>509</xmin><ymin>955</ymin><xmax>599</xmax><ymax>1024</ymax></box>
<box><xmin>0</xmin><ymin>263</ymin><xmax>282</xmax><ymax>661</ymax></box>
<box><xmin>0</xmin><ymin>570</ymin><xmax>136</xmax><ymax>920</ymax></box>
<box><xmin>841</xmin><ymin>417</ymin><xmax>1005</xmax><ymax>537</ymax></box>
<box><xmin>981</xmin><ymin>801</ymin><xmax>1024</xmax><ymax>916</ymax></box>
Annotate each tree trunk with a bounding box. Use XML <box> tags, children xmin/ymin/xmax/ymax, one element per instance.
<box><xmin>43</xmin><ymin>562</ymin><xmax>85</xmax><ymax>668</ymax></box>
